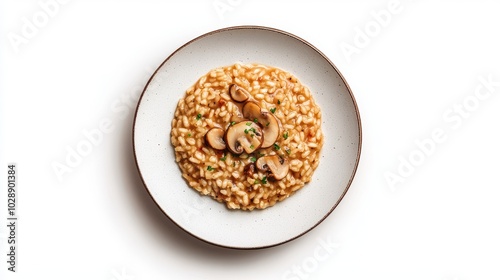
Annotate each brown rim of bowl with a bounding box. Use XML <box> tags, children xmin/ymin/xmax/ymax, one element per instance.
<box><xmin>132</xmin><ymin>25</ymin><xmax>363</xmax><ymax>250</ymax></box>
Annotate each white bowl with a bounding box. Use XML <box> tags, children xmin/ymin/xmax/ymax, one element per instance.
<box><xmin>133</xmin><ymin>26</ymin><xmax>362</xmax><ymax>249</ymax></box>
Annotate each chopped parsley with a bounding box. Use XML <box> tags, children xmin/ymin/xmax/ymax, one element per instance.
<box><xmin>250</xmin><ymin>144</ymin><xmax>255</xmax><ymax>149</ymax></box>
<box><xmin>196</xmin><ymin>113</ymin><xmax>202</xmax><ymax>120</ymax></box>
<box><xmin>283</xmin><ymin>131</ymin><xmax>289</xmax><ymax>140</ymax></box>
<box><xmin>285</xmin><ymin>147</ymin><xmax>291</xmax><ymax>155</ymax></box>
<box><xmin>244</xmin><ymin>129</ymin><xmax>249</xmax><ymax>134</ymax></box>
<box><xmin>246</xmin><ymin>122</ymin><xmax>252</xmax><ymax>126</ymax></box>
<box><xmin>254</xmin><ymin>179</ymin><xmax>260</xmax><ymax>185</ymax></box>
<box><xmin>270</xmin><ymin>108</ymin><xmax>276</xmax><ymax>114</ymax></box>
<box><xmin>261</xmin><ymin>176</ymin><xmax>268</xmax><ymax>184</ymax></box>
<box><xmin>207</xmin><ymin>166</ymin><xmax>215</xmax><ymax>171</ymax></box>
<box><xmin>230</xmin><ymin>121</ymin><xmax>236</xmax><ymax>126</ymax></box>
<box><xmin>278</xmin><ymin>100</ymin><xmax>281</xmax><ymax>105</ymax></box>
<box><xmin>258</xmin><ymin>152</ymin><xmax>265</xmax><ymax>157</ymax></box>
<box><xmin>253</xmin><ymin>118</ymin><xmax>258</xmax><ymax>123</ymax></box>
<box><xmin>250</xmin><ymin>157</ymin><xmax>257</xmax><ymax>163</ymax></box>
<box><xmin>187</xmin><ymin>133</ymin><xmax>192</xmax><ymax>137</ymax></box>
<box><xmin>273</xmin><ymin>143</ymin><xmax>280</xmax><ymax>151</ymax></box>
<box><xmin>266</xmin><ymin>122</ymin><xmax>270</xmax><ymax>127</ymax></box>
<box><xmin>220</xmin><ymin>155</ymin><xmax>227</xmax><ymax>161</ymax></box>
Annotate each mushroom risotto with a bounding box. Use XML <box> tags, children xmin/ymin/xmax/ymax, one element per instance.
<box><xmin>171</xmin><ymin>63</ymin><xmax>324</xmax><ymax>210</ymax></box>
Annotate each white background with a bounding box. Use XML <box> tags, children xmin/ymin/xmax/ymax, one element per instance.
<box><xmin>1</xmin><ymin>0</ymin><xmax>500</xmax><ymax>279</ymax></box>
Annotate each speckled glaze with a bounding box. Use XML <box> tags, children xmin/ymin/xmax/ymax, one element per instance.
<box><xmin>133</xmin><ymin>26</ymin><xmax>362</xmax><ymax>249</ymax></box>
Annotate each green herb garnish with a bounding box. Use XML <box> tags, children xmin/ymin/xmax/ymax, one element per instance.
<box><xmin>250</xmin><ymin>157</ymin><xmax>256</xmax><ymax>163</ymax></box>
<box><xmin>196</xmin><ymin>113</ymin><xmax>202</xmax><ymax>120</ymax></box>
<box><xmin>270</xmin><ymin>108</ymin><xmax>276</xmax><ymax>114</ymax></box>
<box><xmin>261</xmin><ymin>176</ymin><xmax>268</xmax><ymax>184</ymax></box>
<box><xmin>230</xmin><ymin>121</ymin><xmax>236</xmax><ymax>126</ymax></box>
<box><xmin>246</xmin><ymin>122</ymin><xmax>252</xmax><ymax>126</ymax></box>
<box><xmin>283</xmin><ymin>131</ymin><xmax>289</xmax><ymax>140</ymax></box>
<box><xmin>207</xmin><ymin>166</ymin><xmax>215</xmax><ymax>171</ymax></box>
<box><xmin>273</xmin><ymin>143</ymin><xmax>280</xmax><ymax>150</ymax></box>
<box><xmin>277</xmin><ymin>100</ymin><xmax>281</xmax><ymax>105</ymax></box>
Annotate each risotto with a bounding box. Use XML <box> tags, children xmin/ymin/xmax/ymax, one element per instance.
<box><xmin>170</xmin><ymin>63</ymin><xmax>324</xmax><ymax>210</ymax></box>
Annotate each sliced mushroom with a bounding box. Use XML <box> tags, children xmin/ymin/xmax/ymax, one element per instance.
<box><xmin>204</xmin><ymin>127</ymin><xmax>226</xmax><ymax>150</ymax></box>
<box><xmin>229</xmin><ymin>84</ymin><xmax>250</xmax><ymax>103</ymax></box>
<box><xmin>255</xmin><ymin>155</ymin><xmax>289</xmax><ymax>180</ymax></box>
<box><xmin>224</xmin><ymin>121</ymin><xmax>263</xmax><ymax>154</ymax></box>
<box><xmin>242</xmin><ymin>101</ymin><xmax>280</xmax><ymax>148</ymax></box>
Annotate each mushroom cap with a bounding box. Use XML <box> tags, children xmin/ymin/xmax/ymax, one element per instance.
<box><xmin>224</xmin><ymin>121</ymin><xmax>264</xmax><ymax>154</ymax></box>
<box><xmin>255</xmin><ymin>155</ymin><xmax>289</xmax><ymax>180</ymax></box>
<box><xmin>204</xmin><ymin>127</ymin><xmax>226</xmax><ymax>150</ymax></box>
<box><xmin>229</xmin><ymin>84</ymin><xmax>250</xmax><ymax>103</ymax></box>
<box><xmin>242</xmin><ymin>101</ymin><xmax>280</xmax><ymax>148</ymax></box>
